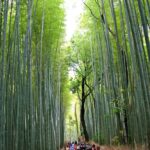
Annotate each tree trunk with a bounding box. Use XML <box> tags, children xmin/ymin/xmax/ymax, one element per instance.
<box><xmin>80</xmin><ymin>99</ymin><xmax>89</xmax><ymax>141</ymax></box>
<box><xmin>80</xmin><ymin>76</ymin><xmax>89</xmax><ymax>141</ymax></box>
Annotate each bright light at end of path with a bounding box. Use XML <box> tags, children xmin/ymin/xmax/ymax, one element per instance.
<box><xmin>64</xmin><ymin>0</ymin><xmax>84</xmax><ymax>41</ymax></box>
<box><xmin>69</xmin><ymin>67</ymin><xmax>76</xmax><ymax>79</ymax></box>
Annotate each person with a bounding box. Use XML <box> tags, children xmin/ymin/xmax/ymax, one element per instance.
<box><xmin>77</xmin><ymin>144</ymin><xmax>80</xmax><ymax>150</ymax></box>
<box><xmin>80</xmin><ymin>143</ymin><xmax>86</xmax><ymax>150</ymax></box>
<box><xmin>77</xmin><ymin>137</ymin><xmax>81</xmax><ymax>150</ymax></box>
<box><xmin>67</xmin><ymin>142</ymin><xmax>72</xmax><ymax>150</ymax></box>
<box><xmin>92</xmin><ymin>144</ymin><xmax>96</xmax><ymax>150</ymax></box>
<box><xmin>70</xmin><ymin>142</ymin><xmax>74</xmax><ymax>150</ymax></box>
<box><xmin>66</xmin><ymin>144</ymin><xmax>69</xmax><ymax>150</ymax></box>
<box><xmin>74</xmin><ymin>141</ymin><xmax>77</xmax><ymax>150</ymax></box>
<box><xmin>97</xmin><ymin>146</ymin><xmax>100</xmax><ymax>150</ymax></box>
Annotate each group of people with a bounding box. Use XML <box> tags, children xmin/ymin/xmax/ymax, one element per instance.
<box><xmin>65</xmin><ymin>141</ymin><xmax>100</xmax><ymax>150</ymax></box>
<box><xmin>65</xmin><ymin>141</ymin><xmax>78</xmax><ymax>150</ymax></box>
<box><xmin>64</xmin><ymin>136</ymin><xmax>100</xmax><ymax>150</ymax></box>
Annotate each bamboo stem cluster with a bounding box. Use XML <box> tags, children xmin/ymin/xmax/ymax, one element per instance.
<box><xmin>0</xmin><ymin>0</ymin><xmax>65</xmax><ymax>150</ymax></box>
<box><xmin>75</xmin><ymin>0</ymin><xmax>150</xmax><ymax>147</ymax></box>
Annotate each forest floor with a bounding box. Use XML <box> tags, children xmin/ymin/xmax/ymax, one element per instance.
<box><xmin>98</xmin><ymin>145</ymin><xmax>147</xmax><ymax>150</ymax></box>
<box><xmin>89</xmin><ymin>141</ymin><xmax>148</xmax><ymax>150</ymax></box>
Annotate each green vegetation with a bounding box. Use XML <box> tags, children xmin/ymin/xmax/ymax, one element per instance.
<box><xmin>70</xmin><ymin>0</ymin><xmax>150</xmax><ymax>147</ymax></box>
<box><xmin>0</xmin><ymin>0</ymin><xmax>65</xmax><ymax>149</ymax></box>
<box><xmin>0</xmin><ymin>0</ymin><xmax>150</xmax><ymax>149</ymax></box>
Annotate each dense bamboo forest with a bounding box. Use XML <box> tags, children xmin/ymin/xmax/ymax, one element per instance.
<box><xmin>0</xmin><ymin>0</ymin><xmax>150</xmax><ymax>150</ymax></box>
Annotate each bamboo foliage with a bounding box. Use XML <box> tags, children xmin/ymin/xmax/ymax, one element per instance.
<box><xmin>0</xmin><ymin>0</ymin><xmax>65</xmax><ymax>150</ymax></box>
<box><xmin>71</xmin><ymin>0</ymin><xmax>150</xmax><ymax>147</ymax></box>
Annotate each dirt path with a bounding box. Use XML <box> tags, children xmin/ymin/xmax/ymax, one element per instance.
<box><xmin>99</xmin><ymin>146</ymin><xmax>130</xmax><ymax>150</ymax></box>
<box><xmin>90</xmin><ymin>143</ymin><xmax>148</xmax><ymax>150</ymax></box>
<box><xmin>94</xmin><ymin>145</ymin><xmax>148</xmax><ymax>150</ymax></box>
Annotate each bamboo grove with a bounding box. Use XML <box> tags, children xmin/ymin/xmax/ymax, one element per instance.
<box><xmin>0</xmin><ymin>0</ymin><xmax>66</xmax><ymax>150</ymax></box>
<box><xmin>69</xmin><ymin>0</ymin><xmax>150</xmax><ymax>148</ymax></box>
<box><xmin>0</xmin><ymin>0</ymin><xmax>150</xmax><ymax>149</ymax></box>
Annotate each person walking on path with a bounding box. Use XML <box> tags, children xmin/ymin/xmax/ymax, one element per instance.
<box><xmin>92</xmin><ymin>144</ymin><xmax>96</xmax><ymax>150</ymax></box>
<box><xmin>74</xmin><ymin>141</ymin><xmax>77</xmax><ymax>150</ymax></box>
<box><xmin>66</xmin><ymin>144</ymin><xmax>69</xmax><ymax>150</ymax></box>
<box><xmin>70</xmin><ymin>142</ymin><xmax>74</xmax><ymax>150</ymax></box>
